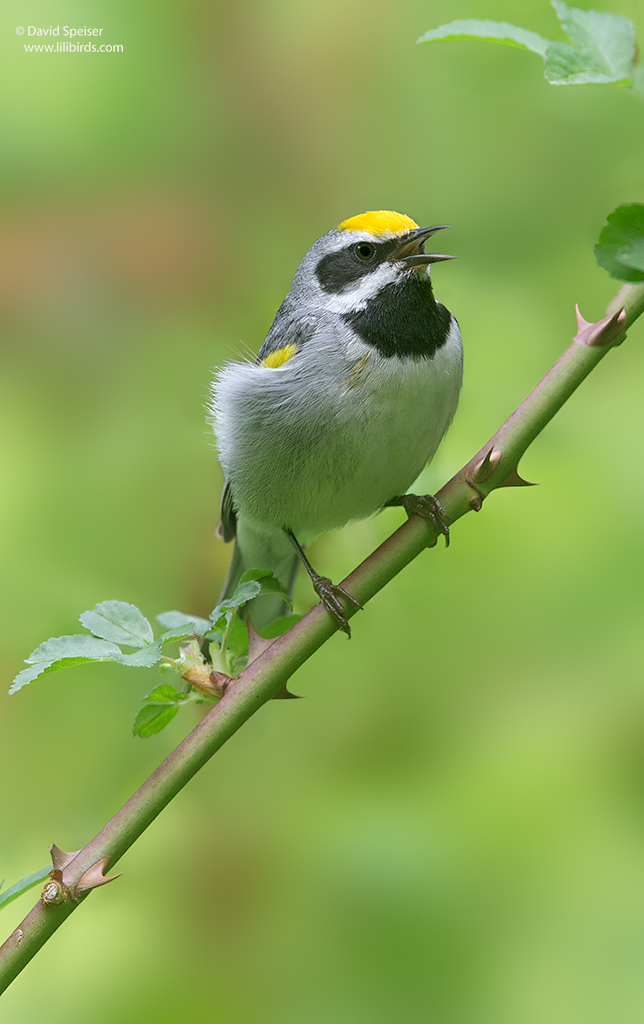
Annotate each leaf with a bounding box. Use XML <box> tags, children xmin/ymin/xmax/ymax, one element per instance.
<box><xmin>159</xmin><ymin>624</ymin><xmax>199</xmax><ymax>643</ymax></box>
<box><xmin>545</xmin><ymin>2</ymin><xmax>635</xmax><ymax>84</ymax></box>
<box><xmin>0</xmin><ymin>866</ymin><xmax>51</xmax><ymax>910</ymax></box>
<box><xmin>113</xmin><ymin>640</ymin><xmax>163</xmax><ymax>668</ymax></box>
<box><xmin>26</xmin><ymin>634</ymin><xmax>122</xmax><ymax>664</ymax></box>
<box><xmin>223</xmin><ymin>580</ymin><xmax>262</xmax><ymax>608</ymax></box>
<box><xmin>417</xmin><ymin>5</ymin><xmax>636</xmax><ymax>89</ymax></box>
<box><xmin>9</xmin><ymin>662</ymin><xmax>55</xmax><ymax>694</ymax></box>
<box><xmin>259</xmin><ymin>614</ymin><xmax>303</xmax><ymax>639</ymax></box>
<box><xmin>144</xmin><ymin>684</ymin><xmax>181</xmax><ymax>703</ymax></box>
<box><xmin>226</xmin><ymin>610</ymin><xmax>249</xmax><ymax>655</ymax></box>
<box><xmin>417</xmin><ymin>19</ymin><xmax>550</xmax><ymax>56</ymax></box>
<box><xmin>79</xmin><ymin>601</ymin><xmax>154</xmax><ymax>648</ymax></box>
<box><xmin>133</xmin><ymin>704</ymin><xmax>179</xmax><ymax>738</ymax></box>
<box><xmin>157</xmin><ymin>610</ymin><xmax>212</xmax><ymax>636</ymax></box>
<box><xmin>11</xmin><ymin>636</ymin><xmax>124</xmax><ymax>694</ymax></box>
<box><xmin>239</xmin><ymin>569</ymin><xmax>292</xmax><ymax>604</ymax></box>
<box><xmin>595</xmin><ymin>204</ymin><xmax>644</xmax><ymax>281</ymax></box>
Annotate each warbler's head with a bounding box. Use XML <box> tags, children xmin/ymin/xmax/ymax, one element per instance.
<box><xmin>291</xmin><ymin>210</ymin><xmax>455</xmax><ymax>310</ymax></box>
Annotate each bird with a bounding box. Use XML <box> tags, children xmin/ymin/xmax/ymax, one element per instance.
<box><xmin>210</xmin><ymin>209</ymin><xmax>463</xmax><ymax>635</ymax></box>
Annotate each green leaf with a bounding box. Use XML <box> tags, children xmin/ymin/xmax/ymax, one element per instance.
<box><xmin>239</xmin><ymin>569</ymin><xmax>292</xmax><ymax>604</ymax></box>
<box><xmin>595</xmin><ymin>204</ymin><xmax>644</xmax><ymax>282</ymax></box>
<box><xmin>113</xmin><ymin>640</ymin><xmax>163</xmax><ymax>668</ymax></box>
<box><xmin>545</xmin><ymin>2</ymin><xmax>635</xmax><ymax>84</ymax></box>
<box><xmin>26</xmin><ymin>634</ymin><xmax>122</xmax><ymax>664</ymax></box>
<box><xmin>226</xmin><ymin>610</ymin><xmax>249</xmax><ymax>654</ymax></box>
<box><xmin>259</xmin><ymin>614</ymin><xmax>303</xmax><ymax>639</ymax></box>
<box><xmin>144</xmin><ymin>684</ymin><xmax>181</xmax><ymax>703</ymax></box>
<box><xmin>224</xmin><ymin>580</ymin><xmax>262</xmax><ymax>608</ymax></box>
<box><xmin>0</xmin><ymin>866</ymin><xmax>51</xmax><ymax>910</ymax></box>
<box><xmin>417</xmin><ymin>20</ymin><xmax>550</xmax><ymax>57</ymax></box>
<box><xmin>9</xmin><ymin>662</ymin><xmax>55</xmax><ymax>694</ymax></box>
<box><xmin>159</xmin><ymin>625</ymin><xmax>199</xmax><ymax>644</ymax></box>
<box><xmin>9</xmin><ymin>648</ymin><xmax>125</xmax><ymax>694</ymax></box>
<box><xmin>133</xmin><ymin>704</ymin><xmax>179</xmax><ymax>738</ymax></box>
<box><xmin>157</xmin><ymin>610</ymin><xmax>212</xmax><ymax>636</ymax></box>
<box><xmin>79</xmin><ymin>601</ymin><xmax>154</xmax><ymax>648</ymax></box>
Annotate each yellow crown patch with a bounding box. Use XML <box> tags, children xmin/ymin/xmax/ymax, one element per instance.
<box><xmin>338</xmin><ymin>210</ymin><xmax>418</xmax><ymax>237</ymax></box>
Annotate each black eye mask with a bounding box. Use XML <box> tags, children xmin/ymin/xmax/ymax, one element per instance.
<box><xmin>315</xmin><ymin>238</ymin><xmax>400</xmax><ymax>293</ymax></box>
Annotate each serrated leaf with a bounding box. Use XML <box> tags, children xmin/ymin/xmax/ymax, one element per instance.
<box><xmin>239</xmin><ymin>569</ymin><xmax>292</xmax><ymax>604</ymax></box>
<box><xmin>595</xmin><ymin>204</ymin><xmax>644</xmax><ymax>282</ymax></box>
<box><xmin>79</xmin><ymin>601</ymin><xmax>154</xmax><ymax>647</ymax></box>
<box><xmin>26</xmin><ymin>635</ymin><xmax>123</xmax><ymax>664</ymax></box>
<box><xmin>0</xmin><ymin>866</ymin><xmax>51</xmax><ymax>910</ymax></box>
<box><xmin>113</xmin><ymin>640</ymin><xmax>163</xmax><ymax>668</ymax></box>
<box><xmin>545</xmin><ymin>2</ymin><xmax>635</xmax><ymax>84</ymax></box>
<box><xmin>418</xmin><ymin>20</ymin><xmax>550</xmax><ymax>57</ymax></box>
<box><xmin>133</xmin><ymin>704</ymin><xmax>179</xmax><ymax>738</ymax></box>
<box><xmin>159</xmin><ymin>624</ymin><xmax>198</xmax><ymax>643</ymax></box>
<box><xmin>226</xmin><ymin>580</ymin><xmax>262</xmax><ymax>607</ymax></box>
<box><xmin>9</xmin><ymin>652</ymin><xmax>123</xmax><ymax>695</ymax></box>
<box><xmin>206</xmin><ymin>583</ymin><xmax>262</xmax><ymax>631</ymax></box>
<box><xmin>157</xmin><ymin>610</ymin><xmax>212</xmax><ymax>636</ymax></box>
<box><xmin>144</xmin><ymin>684</ymin><xmax>181</xmax><ymax>703</ymax></box>
<box><xmin>9</xmin><ymin>662</ymin><xmax>54</xmax><ymax>694</ymax></box>
<box><xmin>237</xmin><ymin>569</ymin><xmax>292</xmax><ymax>609</ymax></box>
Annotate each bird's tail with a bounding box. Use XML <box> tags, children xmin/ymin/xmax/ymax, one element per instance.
<box><xmin>220</xmin><ymin>517</ymin><xmax>299</xmax><ymax>630</ymax></box>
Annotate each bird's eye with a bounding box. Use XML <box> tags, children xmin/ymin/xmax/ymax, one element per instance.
<box><xmin>354</xmin><ymin>242</ymin><xmax>375</xmax><ymax>261</ymax></box>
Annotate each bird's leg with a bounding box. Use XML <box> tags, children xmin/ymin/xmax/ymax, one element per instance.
<box><xmin>285</xmin><ymin>530</ymin><xmax>362</xmax><ymax>638</ymax></box>
<box><xmin>384</xmin><ymin>493</ymin><xmax>451</xmax><ymax>547</ymax></box>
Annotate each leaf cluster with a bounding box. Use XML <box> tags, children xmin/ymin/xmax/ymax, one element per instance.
<box><xmin>419</xmin><ymin>1</ymin><xmax>638</xmax><ymax>88</ymax></box>
<box><xmin>10</xmin><ymin>571</ymin><xmax>298</xmax><ymax>739</ymax></box>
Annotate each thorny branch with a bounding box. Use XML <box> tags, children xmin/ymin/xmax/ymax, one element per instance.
<box><xmin>1</xmin><ymin>282</ymin><xmax>643</xmax><ymax>995</ymax></box>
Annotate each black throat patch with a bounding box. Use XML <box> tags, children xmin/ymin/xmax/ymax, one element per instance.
<box><xmin>343</xmin><ymin>276</ymin><xmax>453</xmax><ymax>359</ymax></box>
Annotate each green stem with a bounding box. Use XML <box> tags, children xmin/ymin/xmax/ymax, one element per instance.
<box><xmin>1</xmin><ymin>283</ymin><xmax>643</xmax><ymax>994</ymax></box>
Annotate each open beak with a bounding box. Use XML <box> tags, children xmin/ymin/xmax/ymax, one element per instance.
<box><xmin>393</xmin><ymin>225</ymin><xmax>456</xmax><ymax>267</ymax></box>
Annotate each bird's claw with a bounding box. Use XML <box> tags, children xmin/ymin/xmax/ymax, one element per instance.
<box><xmin>401</xmin><ymin>493</ymin><xmax>450</xmax><ymax>547</ymax></box>
<box><xmin>311</xmin><ymin>574</ymin><xmax>362</xmax><ymax>637</ymax></box>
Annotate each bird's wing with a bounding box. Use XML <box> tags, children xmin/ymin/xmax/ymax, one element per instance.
<box><xmin>219</xmin><ymin>479</ymin><xmax>237</xmax><ymax>542</ymax></box>
<box><xmin>218</xmin><ymin>308</ymin><xmax>327</xmax><ymax>541</ymax></box>
<box><xmin>256</xmin><ymin>304</ymin><xmax>324</xmax><ymax>364</ymax></box>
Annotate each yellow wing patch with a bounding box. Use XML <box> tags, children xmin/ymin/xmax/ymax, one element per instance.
<box><xmin>260</xmin><ymin>343</ymin><xmax>298</xmax><ymax>368</ymax></box>
<box><xmin>338</xmin><ymin>210</ymin><xmax>418</xmax><ymax>237</ymax></box>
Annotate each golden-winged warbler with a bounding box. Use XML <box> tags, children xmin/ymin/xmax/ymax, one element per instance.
<box><xmin>211</xmin><ymin>210</ymin><xmax>462</xmax><ymax>634</ymax></box>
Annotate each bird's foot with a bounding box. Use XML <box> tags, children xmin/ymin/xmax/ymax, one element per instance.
<box><xmin>310</xmin><ymin>573</ymin><xmax>362</xmax><ymax>637</ymax></box>
<box><xmin>395</xmin><ymin>493</ymin><xmax>450</xmax><ymax>547</ymax></box>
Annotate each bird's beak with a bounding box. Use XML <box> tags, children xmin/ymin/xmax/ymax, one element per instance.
<box><xmin>393</xmin><ymin>225</ymin><xmax>456</xmax><ymax>267</ymax></box>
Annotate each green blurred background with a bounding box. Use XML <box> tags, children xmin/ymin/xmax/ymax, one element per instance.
<box><xmin>2</xmin><ymin>0</ymin><xmax>644</xmax><ymax>1019</ymax></box>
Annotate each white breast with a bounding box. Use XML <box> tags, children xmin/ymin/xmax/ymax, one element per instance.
<box><xmin>211</xmin><ymin>318</ymin><xmax>463</xmax><ymax>540</ymax></box>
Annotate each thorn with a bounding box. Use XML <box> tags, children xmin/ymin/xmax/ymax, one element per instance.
<box><xmin>246</xmin><ymin>617</ymin><xmax>274</xmax><ymax>665</ymax></box>
<box><xmin>497</xmin><ymin>467</ymin><xmax>537</xmax><ymax>489</ymax></box>
<box><xmin>50</xmin><ymin>844</ymin><xmax>80</xmax><ymax>873</ymax></box>
<box><xmin>467</xmin><ymin>446</ymin><xmax>503</xmax><ymax>486</ymax></box>
<box><xmin>274</xmin><ymin>684</ymin><xmax>302</xmax><ymax>700</ymax></box>
<box><xmin>464</xmin><ymin>446</ymin><xmax>503</xmax><ymax>509</ymax></box>
<box><xmin>574</xmin><ymin>304</ymin><xmax>592</xmax><ymax>334</ymax></box>
<box><xmin>74</xmin><ymin>856</ymin><xmax>121</xmax><ymax>898</ymax></box>
<box><xmin>574</xmin><ymin>304</ymin><xmax>626</xmax><ymax>347</ymax></box>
